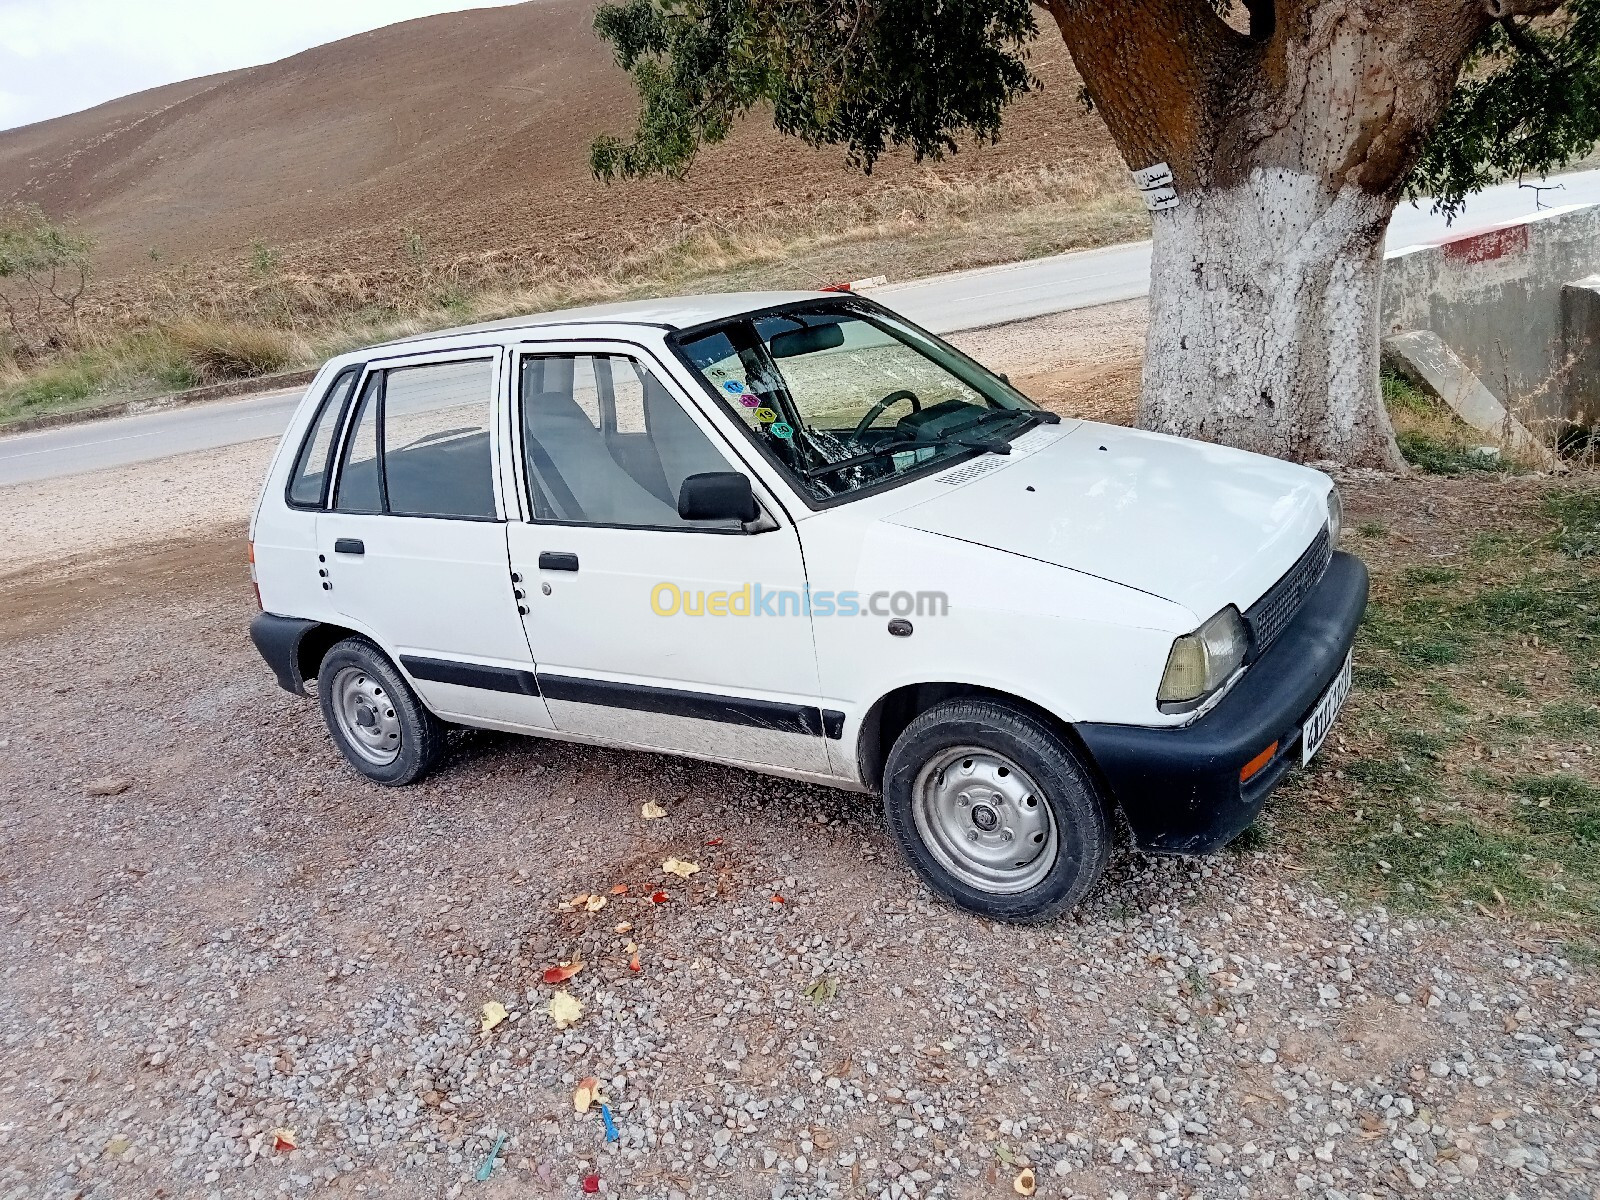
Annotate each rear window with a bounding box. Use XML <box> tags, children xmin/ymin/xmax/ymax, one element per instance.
<box><xmin>286</xmin><ymin>367</ymin><xmax>361</xmax><ymax>508</ymax></box>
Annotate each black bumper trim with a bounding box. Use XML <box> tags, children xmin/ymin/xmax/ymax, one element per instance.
<box><xmin>1077</xmin><ymin>551</ymin><xmax>1369</xmax><ymax>855</ymax></box>
<box><xmin>249</xmin><ymin>612</ymin><xmax>320</xmax><ymax>695</ymax></box>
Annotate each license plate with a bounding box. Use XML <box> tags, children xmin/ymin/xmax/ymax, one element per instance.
<box><xmin>1302</xmin><ymin>651</ymin><xmax>1353</xmax><ymax>766</ymax></box>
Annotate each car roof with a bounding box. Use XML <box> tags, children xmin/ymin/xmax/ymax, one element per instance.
<box><xmin>373</xmin><ymin>290</ymin><xmax>830</xmax><ymax>350</ymax></box>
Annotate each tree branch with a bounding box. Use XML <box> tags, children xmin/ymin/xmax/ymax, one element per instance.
<box><xmin>1498</xmin><ymin>15</ymin><xmax>1555</xmax><ymax>67</ymax></box>
<box><xmin>1040</xmin><ymin>0</ymin><xmax>1246</xmax><ymax>185</ymax></box>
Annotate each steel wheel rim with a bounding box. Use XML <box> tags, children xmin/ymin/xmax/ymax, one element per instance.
<box><xmin>329</xmin><ymin>666</ymin><xmax>402</xmax><ymax>767</ymax></box>
<box><xmin>911</xmin><ymin>746</ymin><xmax>1057</xmax><ymax>894</ymax></box>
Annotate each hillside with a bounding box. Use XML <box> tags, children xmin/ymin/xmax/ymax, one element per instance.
<box><xmin>0</xmin><ymin>1</ymin><xmax>1124</xmax><ymax>288</ymax></box>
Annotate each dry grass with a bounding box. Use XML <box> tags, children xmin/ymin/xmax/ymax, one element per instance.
<box><xmin>0</xmin><ymin>162</ymin><xmax>1146</xmax><ymax>426</ymax></box>
<box><xmin>162</xmin><ymin>320</ymin><xmax>300</xmax><ymax>382</ymax></box>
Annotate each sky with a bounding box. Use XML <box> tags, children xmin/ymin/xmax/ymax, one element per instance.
<box><xmin>0</xmin><ymin>0</ymin><xmax>527</xmax><ymax>131</ymax></box>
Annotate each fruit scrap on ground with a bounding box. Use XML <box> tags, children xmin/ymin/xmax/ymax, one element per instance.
<box><xmin>480</xmin><ymin>1000</ymin><xmax>507</xmax><ymax>1034</ymax></box>
<box><xmin>548</xmin><ymin>990</ymin><xmax>583</xmax><ymax>1029</ymax></box>
<box><xmin>573</xmin><ymin>1077</ymin><xmax>604</xmax><ymax>1113</ymax></box>
<box><xmin>542</xmin><ymin>960</ymin><xmax>584</xmax><ymax>985</ymax></box>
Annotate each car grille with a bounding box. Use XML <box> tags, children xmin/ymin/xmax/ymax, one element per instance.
<box><xmin>1243</xmin><ymin>524</ymin><xmax>1332</xmax><ymax>658</ymax></box>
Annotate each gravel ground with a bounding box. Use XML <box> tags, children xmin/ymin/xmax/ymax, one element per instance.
<box><xmin>1</xmin><ymin>518</ymin><xmax>1597</xmax><ymax>1200</ymax></box>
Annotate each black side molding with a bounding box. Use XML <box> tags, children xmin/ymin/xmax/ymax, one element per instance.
<box><xmin>539</xmin><ymin>673</ymin><xmax>842</xmax><ymax>739</ymax></box>
<box><xmin>400</xmin><ymin>656</ymin><xmax>541</xmax><ymax>696</ymax></box>
<box><xmin>249</xmin><ymin>612</ymin><xmax>320</xmax><ymax>694</ymax></box>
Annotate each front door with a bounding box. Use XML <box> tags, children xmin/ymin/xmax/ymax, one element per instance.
<box><xmin>504</xmin><ymin>345</ymin><xmax>831</xmax><ymax>774</ymax></box>
<box><xmin>319</xmin><ymin>349</ymin><xmax>553</xmax><ymax>731</ymax></box>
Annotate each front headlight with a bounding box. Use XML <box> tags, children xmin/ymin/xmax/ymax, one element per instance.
<box><xmin>1158</xmin><ymin>606</ymin><xmax>1248</xmax><ymax>712</ymax></box>
<box><xmin>1326</xmin><ymin>486</ymin><xmax>1343</xmax><ymax>547</ymax></box>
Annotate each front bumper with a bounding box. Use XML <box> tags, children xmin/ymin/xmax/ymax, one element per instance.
<box><xmin>1077</xmin><ymin>551</ymin><xmax>1369</xmax><ymax>855</ymax></box>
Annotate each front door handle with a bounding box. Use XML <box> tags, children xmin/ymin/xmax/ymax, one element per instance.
<box><xmin>334</xmin><ymin>538</ymin><xmax>365</xmax><ymax>555</ymax></box>
<box><xmin>538</xmin><ymin>552</ymin><xmax>579</xmax><ymax>572</ymax></box>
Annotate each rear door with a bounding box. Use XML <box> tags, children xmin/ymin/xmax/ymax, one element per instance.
<box><xmin>504</xmin><ymin>342</ymin><xmax>831</xmax><ymax>774</ymax></box>
<box><xmin>319</xmin><ymin>348</ymin><xmax>553</xmax><ymax>731</ymax></box>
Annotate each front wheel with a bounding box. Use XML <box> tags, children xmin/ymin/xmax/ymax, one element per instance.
<box><xmin>317</xmin><ymin>638</ymin><xmax>444</xmax><ymax>786</ymax></box>
<box><xmin>882</xmin><ymin>699</ymin><xmax>1111</xmax><ymax>922</ymax></box>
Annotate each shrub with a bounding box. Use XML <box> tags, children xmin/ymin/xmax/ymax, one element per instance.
<box><xmin>5</xmin><ymin>359</ymin><xmax>103</xmax><ymax>410</ymax></box>
<box><xmin>164</xmin><ymin>319</ymin><xmax>293</xmax><ymax>381</ymax></box>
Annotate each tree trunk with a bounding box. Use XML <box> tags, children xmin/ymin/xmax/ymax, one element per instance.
<box><xmin>1042</xmin><ymin>0</ymin><xmax>1565</xmax><ymax>468</ymax></box>
<box><xmin>1140</xmin><ymin>168</ymin><xmax>1406</xmax><ymax>469</ymax></box>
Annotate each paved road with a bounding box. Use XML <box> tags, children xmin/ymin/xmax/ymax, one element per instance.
<box><xmin>881</xmin><ymin>166</ymin><xmax>1600</xmax><ymax>333</ymax></box>
<box><xmin>3</xmin><ymin>167</ymin><xmax>1597</xmax><ymax>487</ymax></box>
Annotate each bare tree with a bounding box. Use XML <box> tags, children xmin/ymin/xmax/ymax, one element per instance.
<box><xmin>0</xmin><ymin>204</ymin><xmax>94</xmax><ymax>363</ymax></box>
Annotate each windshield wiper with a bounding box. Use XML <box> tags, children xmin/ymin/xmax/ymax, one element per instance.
<box><xmin>955</xmin><ymin>407</ymin><xmax>1059</xmax><ymax>440</ymax></box>
<box><xmin>801</xmin><ymin>430</ymin><xmax>1009</xmax><ymax>480</ymax></box>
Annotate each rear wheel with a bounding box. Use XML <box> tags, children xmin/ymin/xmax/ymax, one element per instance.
<box><xmin>883</xmin><ymin>699</ymin><xmax>1111</xmax><ymax>922</ymax></box>
<box><xmin>317</xmin><ymin>639</ymin><xmax>444</xmax><ymax>786</ymax></box>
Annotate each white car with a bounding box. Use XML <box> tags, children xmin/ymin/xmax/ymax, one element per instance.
<box><xmin>249</xmin><ymin>292</ymin><xmax>1365</xmax><ymax>921</ymax></box>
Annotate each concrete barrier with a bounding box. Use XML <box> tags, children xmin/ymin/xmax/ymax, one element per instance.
<box><xmin>1382</xmin><ymin>203</ymin><xmax>1600</xmax><ymax>431</ymax></box>
<box><xmin>1566</xmin><ymin>276</ymin><xmax>1600</xmax><ymax>428</ymax></box>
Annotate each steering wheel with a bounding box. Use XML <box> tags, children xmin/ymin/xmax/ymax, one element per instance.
<box><xmin>852</xmin><ymin>389</ymin><xmax>921</xmax><ymax>440</ymax></box>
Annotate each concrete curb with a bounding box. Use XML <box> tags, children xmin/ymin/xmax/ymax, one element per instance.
<box><xmin>1</xmin><ymin>368</ymin><xmax>317</xmax><ymax>436</ymax></box>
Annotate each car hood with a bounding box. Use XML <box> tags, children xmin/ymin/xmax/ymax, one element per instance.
<box><xmin>883</xmin><ymin>422</ymin><xmax>1331</xmax><ymax>622</ymax></box>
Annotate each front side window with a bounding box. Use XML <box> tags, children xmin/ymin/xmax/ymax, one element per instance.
<box><xmin>520</xmin><ymin>352</ymin><xmax>739</xmax><ymax>530</ymax></box>
<box><xmin>332</xmin><ymin>357</ymin><xmax>498</xmax><ymax>519</ymax></box>
<box><xmin>676</xmin><ymin>302</ymin><xmax>1050</xmax><ymax>504</ymax></box>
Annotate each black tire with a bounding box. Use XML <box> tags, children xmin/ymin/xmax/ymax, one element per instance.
<box><xmin>316</xmin><ymin>638</ymin><xmax>445</xmax><ymax>786</ymax></box>
<box><xmin>882</xmin><ymin>699</ymin><xmax>1111</xmax><ymax>922</ymax></box>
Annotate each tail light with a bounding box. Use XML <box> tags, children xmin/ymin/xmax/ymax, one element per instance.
<box><xmin>248</xmin><ymin>541</ymin><xmax>262</xmax><ymax>610</ymax></box>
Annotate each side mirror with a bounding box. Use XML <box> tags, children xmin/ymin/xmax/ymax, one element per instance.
<box><xmin>678</xmin><ymin>472</ymin><xmax>759</xmax><ymax>523</ymax></box>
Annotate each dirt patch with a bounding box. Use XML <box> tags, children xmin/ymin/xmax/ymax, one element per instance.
<box><xmin>0</xmin><ymin>524</ymin><xmax>248</xmax><ymax>645</ymax></box>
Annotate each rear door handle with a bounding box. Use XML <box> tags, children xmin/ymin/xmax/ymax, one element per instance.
<box><xmin>334</xmin><ymin>538</ymin><xmax>365</xmax><ymax>555</ymax></box>
<box><xmin>538</xmin><ymin>551</ymin><xmax>579</xmax><ymax>572</ymax></box>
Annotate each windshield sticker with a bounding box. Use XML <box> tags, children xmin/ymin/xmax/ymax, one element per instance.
<box><xmin>739</xmin><ymin>393</ymin><xmax>760</xmax><ymax>408</ymax></box>
<box><xmin>771</xmin><ymin>422</ymin><xmax>794</xmax><ymax>440</ymax></box>
<box><xmin>753</xmin><ymin>407</ymin><xmax>778</xmax><ymax>424</ymax></box>
<box><xmin>721</xmin><ymin>380</ymin><xmax>746</xmax><ymax>394</ymax></box>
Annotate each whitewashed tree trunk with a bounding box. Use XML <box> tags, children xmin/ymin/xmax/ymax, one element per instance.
<box><xmin>1138</xmin><ymin>168</ymin><xmax>1407</xmax><ymax>470</ymax></box>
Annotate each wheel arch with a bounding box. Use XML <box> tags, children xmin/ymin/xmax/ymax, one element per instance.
<box><xmin>296</xmin><ymin>622</ymin><xmax>364</xmax><ymax>691</ymax></box>
<box><xmin>854</xmin><ymin>681</ymin><xmax>1102</xmax><ymax>797</ymax></box>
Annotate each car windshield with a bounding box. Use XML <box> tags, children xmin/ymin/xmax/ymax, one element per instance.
<box><xmin>674</xmin><ymin>301</ymin><xmax>1046</xmax><ymax>503</ymax></box>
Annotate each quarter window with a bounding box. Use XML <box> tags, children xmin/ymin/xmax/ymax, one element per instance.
<box><xmin>335</xmin><ymin>374</ymin><xmax>383</xmax><ymax>514</ymax></box>
<box><xmin>286</xmin><ymin>367</ymin><xmax>360</xmax><ymax>508</ymax></box>
<box><xmin>520</xmin><ymin>353</ymin><xmax>739</xmax><ymax>530</ymax></box>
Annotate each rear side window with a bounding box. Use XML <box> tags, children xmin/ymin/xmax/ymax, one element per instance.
<box><xmin>285</xmin><ymin>367</ymin><xmax>360</xmax><ymax>508</ymax></box>
<box><xmin>383</xmin><ymin>359</ymin><xmax>497</xmax><ymax>518</ymax></box>
<box><xmin>331</xmin><ymin>357</ymin><xmax>498</xmax><ymax>520</ymax></box>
